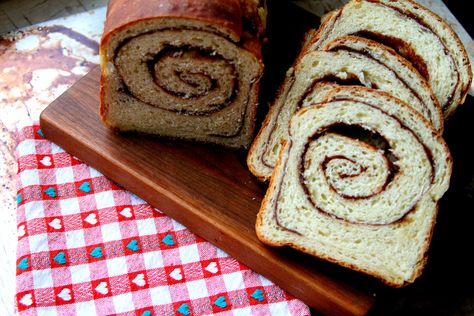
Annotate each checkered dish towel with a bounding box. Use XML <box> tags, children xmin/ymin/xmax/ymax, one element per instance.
<box><xmin>14</xmin><ymin>124</ymin><xmax>310</xmax><ymax>316</ymax></box>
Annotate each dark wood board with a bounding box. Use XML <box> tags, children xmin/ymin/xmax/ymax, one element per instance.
<box><xmin>40</xmin><ymin>65</ymin><xmax>380</xmax><ymax>316</ymax></box>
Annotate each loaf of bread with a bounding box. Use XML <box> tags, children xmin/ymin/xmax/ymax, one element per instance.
<box><xmin>256</xmin><ymin>86</ymin><xmax>452</xmax><ymax>286</ymax></box>
<box><xmin>100</xmin><ymin>0</ymin><xmax>266</xmax><ymax>149</ymax></box>
<box><xmin>307</xmin><ymin>0</ymin><xmax>472</xmax><ymax>118</ymax></box>
<box><xmin>247</xmin><ymin>38</ymin><xmax>441</xmax><ymax>181</ymax></box>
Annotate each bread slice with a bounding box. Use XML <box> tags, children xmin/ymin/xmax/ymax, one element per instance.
<box><xmin>256</xmin><ymin>86</ymin><xmax>452</xmax><ymax>286</ymax></box>
<box><xmin>100</xmin><ymin>0</ymin><xmax>265</xmax><ymax>149</ymax></box>
<box><xmin>307</xmin><ymin>0</ymin><xmax>472</xmax><ymax>118</ymax></box>
<box><xmin>247</xmin><ymin>41</ymin><xmax>441</xmax><ymax>181</ymax></box>
<box><xmin>324</xmin><ymin>36</ymin><xmax>442</xmax><ymax>131</ymax></box>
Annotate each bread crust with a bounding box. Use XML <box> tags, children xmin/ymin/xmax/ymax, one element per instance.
<box><xmin>255</xmin><ymin>139</ymin><xmax>289</xmax><ymax>242</ymax></box>
<box><xmin>247</xmin><ymin>74</ymin><xmax>294</xmax><ymax>181</ymax></box>
<box><xmin>101</xmin><ymin>0</ymin><xmax>265</xmax><ymax>58</ymax></box>
<box><xmin>103</xmin><ymin>0</ymin><xmax>242</xmax><ymax>43</ymax></box>
<box><xmin>303</xmin><ymin>8</ymin><xmax>340</xmax><ymax>54</ymax></box>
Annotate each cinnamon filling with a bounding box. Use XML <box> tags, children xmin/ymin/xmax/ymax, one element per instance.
<box><xmin>301</xmin><ymin>124</ymin><xmax>397</xmax><ymax>202</ymax></box>
<box><xmin>351</xmin><ymin>31</ymin><xmax>430</xmax><ymax>80</ymax></box>
<box><xmin>272</xmin><ymin>99</ymin><xmax>435</xmax><ymax>231</ymax></box>
<box><xmin>350</xmin><ymin>0</ymin><xmax>461</xmax><ymax>111</ymax></box>
<box><xmin>113</xmin><ymin>30</ymin><xmax>242</xmax><ymax>116</ymax></box>
<box><xmin>327</xmin><ymin>45</ymin><xmax>435</xmax><ymax>123</ymax></box>
<box><xmin>261</xmin><ymin>75</ymin><xmax>366</xmax><ymax>169</ymax></box>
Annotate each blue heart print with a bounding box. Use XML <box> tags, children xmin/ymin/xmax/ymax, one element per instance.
<box><xmin>162</xmin><ymin>234</ymin><xmax>175</xmax><ymax>246</ymax></box>
<box><xmin>79</xmin><ymin>181</ymin><xmax>91</xmax><ymax>193</ymax></box>
<box><xmin>214</xmin><ymin>296</ymin><xmax>227</xmax><ymax>308</ymax></box>
<box><xmin>177</xmin><ymin>303</ymin><xmax>190</xmax><ymax>315</ymax></box>
<box><xmin>251</xmin><ymin>289</ymin><xmax>265</xmax><ymax>302</ymax></box>
<box><xmin>126</xmin><ymin>240</ymin><xmax>139</xmax><ymax>252</ymax></box>
<box><xmin>44</xmin><ymin>187</ymin><xmax>57</xmax><ymax>198</ymax></box>
<box><xmin>53</xmin><ymin>252</ymin><xmax>67</xmax><ymax>264</ymax></box>
<box><xmin>17</xmin><ymin>257</ymin><xmax>29</xmax><ymax>270</ymax></box>
<box><xmin>90</xmin><ymin>247</ymin><xmax>103</xmax><ymax>259</ymax></box>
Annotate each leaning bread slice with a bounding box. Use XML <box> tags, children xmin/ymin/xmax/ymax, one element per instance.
<box><xmin>256</xmin><ymin>86</ymin><xmax>452</xmax><ymax>286</ymax></box>
<box><xmin>324</xmin><ymin>36</ymin><xmax>442</xmax><ymax>131</ymax></box>
<box><xmin>247</xmin><ymin>44</ymin><xmax>440</xmax><ymax>181</ymax></box>
<box><xmin>307</xmin><ymin>0</ymin><xmax>472</xmax><ymax>117</ymax></box>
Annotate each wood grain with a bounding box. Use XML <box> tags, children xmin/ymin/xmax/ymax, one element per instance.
<box><xmin>39</xmin><ymin>66</ymin><xmax>378</xmax><ymax>316</ymax></box>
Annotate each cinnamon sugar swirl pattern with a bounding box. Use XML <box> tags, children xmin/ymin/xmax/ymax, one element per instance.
<box><xmin>100</xmin><ymin>0</ymin><xmax>265</xmax><ymax>149</ymax></box>
<box><xmin>256</xmin><ymin>87</ymin><xmax>452</xmax><ymax>286</ymax></box>
<box><xmin>250</xmin><ymin>0</ymin><xmax>466</xmax><ymax>288</ymax></box>
<box><xmin>247</xmin><ymin>40</ymin><xmax>441</xmax><ymax>181</ymax></box>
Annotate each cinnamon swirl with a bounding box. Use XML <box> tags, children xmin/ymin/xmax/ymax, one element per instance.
<box><xmin>247</xmin><ymin>40</ymin><xmax>440</xmax><ymax>181</ymax></box>
<box><xmin>307</xmin><ymin>0</ymin><xmax>472</xmax><ymax>118</ymax></box>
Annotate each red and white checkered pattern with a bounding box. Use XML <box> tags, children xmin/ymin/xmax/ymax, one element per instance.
<box><xmin>14</xmin><ymin>124</ymin><xmax>310</xmax><ymax>315</ymax></box>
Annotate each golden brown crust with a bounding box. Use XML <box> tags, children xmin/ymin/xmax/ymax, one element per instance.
<box><xmin>247</xmin><ymin>27</ymin><xmax>319</xmax><ymax>182</ymax></box>
<box><xmin>303</xmin><ymin>9</ymin><xmax>341</xmax><ymax>54</ymax></box>
<box><xmin>247</xmin><ymin>74</ymin><xmax>294</xmax><ymax>182</ymax></box>
<box><xmin>101</xmin><ymin>0</ymin><xmax>265</xmax><ymax>60</ymax></box>
<box><xmin>99</xmin><ymin>70</ymin><xmax>108</xmax><ymax>122</ymax></box>
<box><xmin>255</xmin><ymin>139</ymin><xmax>289</xmax><ymax>243</ymax></box>
<box><xmin>104</xmin><ymin>0</ymin><xmax>242</xmax><ymax>42</ymax></box>
<box><xmin>406</xmin><ymin>205</ymin><xmax>438</xmax><ymax>285</ymax></box>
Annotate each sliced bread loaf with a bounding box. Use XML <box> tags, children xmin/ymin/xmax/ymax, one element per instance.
<box><xmin>307</xmin><ymin>0</ymin><xmax>472</xmax><ymax>117</ymax></box>
<box><xmin>100</xmin><ymin>0</ymin><xmax>265</xmax><ymax>149</ymax></box>
<box><xmin>256</xmin><ymin>86</ymin><xmax>452</xmax><ymax>286</ymax></box>
<box><xmin>247</xmin><ymin>39</ymin><xmax>441</xmax><ymax>181</ymax></box>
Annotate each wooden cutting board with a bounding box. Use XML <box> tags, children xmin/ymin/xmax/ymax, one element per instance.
<box><xmin>39</xmin><ymin>66</ymin><xmax>378</xmax><ymax>316</ymax></box>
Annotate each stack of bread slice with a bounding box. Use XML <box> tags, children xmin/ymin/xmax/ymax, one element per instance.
<box><xmin>249</xmin><ymin>0</ymin><xmax>472</xmax><ymax>286</ymax></box>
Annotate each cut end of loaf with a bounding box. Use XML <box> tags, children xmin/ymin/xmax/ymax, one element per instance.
<box><xmin>100</xmin><ymin>1</ymin><xmax>265</xmax><ymax>149</ymax></box>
